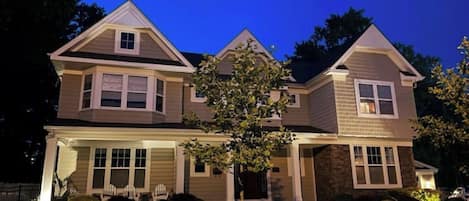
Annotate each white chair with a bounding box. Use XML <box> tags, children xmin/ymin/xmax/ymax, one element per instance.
<box><xmin>152</xmin><ymin>184</ymin><xmax>169</xmax><ymax>201</ymax></box>
<box><xmin>124</xmin><ymin>185</ymin><xmax>139</xmax><ymax>200</ymax></box>
<box><xmin>101</xmin><ymin>184</ymin><xmax>116</xmax><ymax>201</ymax></box>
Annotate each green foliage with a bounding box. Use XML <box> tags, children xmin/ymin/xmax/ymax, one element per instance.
<box><xmin>414</xmin><ymin>37</ymin><xmax>469</xmax><ymax>177</ymax></box>
<box><xmin>68</xmin><ymin>195</ymin><xmax>99</xmax><ymax>201</ymax></box>
<box><xmin>291</xmin><ymin>8</ymin><xmax>372</xmax><ymax>61</ymax></box>
<box><xmin>182</xmin><ymin>40</ymin><xmax>294</xmax><ymax>173</ymax></box>
<box><xmin>390</xmin><ymin>188</ymin><xmax>440</xmax><ymax>201</ymax></box>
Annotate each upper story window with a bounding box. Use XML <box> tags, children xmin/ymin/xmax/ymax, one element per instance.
<box><xmin>351</xmin><ymin>145</ymin><xmax>401</xmax><ymax>189</ymax></box>
<box><xmin>115</xmin><ymin>30</ymin><xmax>139</xmax><ymax>55</ymax></box>
<box><xmin>80</xmin><ymin>72</ymin><xmax>167</xmax><ymax>112</ymax></box>
<box><xmin>354</xmin><ymin>79</ymin><xmax>398</xmax><ymax>118</ymax></box>
<box><xmin>287</xmin><ymin>93</ymin><xmax>300</xmax><ymax>108</ymax></box>
<box><xmin>190</xmin><ymin>87</ymin><xmax>206</xmax><ymax>103</ymax></box>
<box><xmin>190</xmin><ymin>156</ymin><xmax>210</xmax><ymax>177</ymax></box>
<box><xmin>82</xmin><ymin>74</ymin><xmax>93</xmax><ymax>109</ymax></box>
<box><xmin>155</xmin><ymin>79</ymin><xmax>165</xmax><ymax>113</ymax></box>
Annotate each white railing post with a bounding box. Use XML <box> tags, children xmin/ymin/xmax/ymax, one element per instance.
<box><xmin>290</xmin><ymin>143</ymin><xmax>303</xmax><ymax>201</ymax></box>
<box><xmin>226</xmin><ymin>165</ymin><xmax>235</xmax><ymax>201</ymax></box>
<box><xmin>39</xmin><ymin>135</ymin><xmax>58</xmax><ymax>201</ymax></box>
<box><xmin>175</xmin><ymin>143</ymin><xmax>185</xmax><ymax>194</ymax></box>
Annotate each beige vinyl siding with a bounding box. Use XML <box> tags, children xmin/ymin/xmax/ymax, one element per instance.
<box><xmin>78</xmin><ymin>29</ymin><xmax>175</xmax><ymax>61</ymax></box>
<box><xmin>150</xmin><ymin>148</ymin><xmax>176</xmax><ymax>193</ymax></box>
<box><xmin>271</xmin><ymin>150</ymin><xmax>293</xmax><ymax>201</ymax></box>
<box><xmin>282</xmin><ymin>94</ymin><xmax>311</xmax><ymax>126</ymax></box>
<box><xmin>139</xmin><ymin>33</ymin><xmax>173</xmax><ymax>60</ymax></box>
<box><xmin>309</xmin><ymin>82</ymin><xmax>338</xmax><ymax>133</ymax></box>
<box><xmin>183</xmin><ymin>86</ymin><xmax>212</xmax><ymax>121</ymax></box>
<box><xmin>80</xmin><ymin>29</ymin><xmax>115</xmax><ymax>55</ymax></box>
<box><xmin>300</xmin><ymin>148</ymin><xmax>315</xmax><ymax>201</ymax></box>
<box><xmin>334</xmin><ymin>52</ymin><xmax>417</xmax><ymax>138</ymax></box>
<box><xmin>164</xmin><ymin>82</ymin><xmax>183</xmax><ymax>123</ymax></box>
<box><xmin>152</xmin><ymin>112</ymin><xmax>165</xmax><ymax>123</ymax></box>
<box><xmin>79</xmin><ymin>109</ymin><xmax>154</xmax><ymax>124</ymax></box>
<box><xmin>188</xmin><ymin>167</ymin><xmax>226</xmax><ymax>201</ymax></box>
<box><xmin>58</xmin><ymin>74</ymin><xmax>81</xmax><ymax>119</ymax></box>
<box><xmin>69</xmin><ymin>147</ymin><xmax>90</xmax><ymax>193</ymax></box>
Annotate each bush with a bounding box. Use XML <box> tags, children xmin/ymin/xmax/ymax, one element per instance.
<box><xmin>388</xmin><ymin>188</ymin><xmax>439</xmax><ymax>201</ymax></box>
<box><xmin>108</xmin><ymin>196</ymin><xmax>134</xmax><ymax>201</ymax></box>
<box><xmin>169</xmin><ymin>193</ymin><xmax>204</xmax><ymax>201</ymax></box>
<box><xmin>68</xmin><ymin>195</ymin><xmax>99</xmax><ymax>201</ymax></box>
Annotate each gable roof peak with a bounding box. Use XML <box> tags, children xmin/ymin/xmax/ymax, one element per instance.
<box><xmin>216</xmin><ymin>28</ymin><xmax>275</xmax><ymax>60</ymax></box>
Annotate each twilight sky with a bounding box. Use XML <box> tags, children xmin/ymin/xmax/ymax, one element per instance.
<box><xmin>84</xmin><ymin>0</ymin><xmax>468</xmax><ymax>67</ymax></box>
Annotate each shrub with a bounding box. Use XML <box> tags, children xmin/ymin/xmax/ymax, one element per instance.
<box><xmin>170</xmin><ymin>193</ymin><xmax>204</xmax><ymax>201</ymax></box>
<box><xmin>388</xmin><ymin>188</ymin><xmax>440</xmax><ymax>201</ymax></box>
<box><xmin>68</xmin><ymin>195</ymin><xmax>99</xmax><ymax>201</ymax></box>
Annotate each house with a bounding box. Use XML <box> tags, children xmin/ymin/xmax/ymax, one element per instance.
<box><xmin>39</xmin><ymin>1</ymin><xmax>424</xmax><ymax>201</ymax></box>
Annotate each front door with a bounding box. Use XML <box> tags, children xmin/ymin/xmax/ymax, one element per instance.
<box><xmin>235</xmin><ymin>166</ymin><xmax>268</xmax><ymax>199</ymax></box>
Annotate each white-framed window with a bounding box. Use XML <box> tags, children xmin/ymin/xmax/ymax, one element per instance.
<box><xmin>354</xmin><ymin>79</ymin><xmax>398</xmax><ymax>118</ymax></box>
<box><xmin>155</xmin><ymin>79</ymin><xmax>165</xmax><ymax>113</ymax></box>
<box><xmin>91</xmin><ymin>148</ymin><xmax>148</xmax><ymax>190</ymax></box>
<box><xmin>114</xmin><ymin>30</ymin><xmax>140</xmax><ymax>55</ymax></box>
<box><xmin>287</xmin><ymin>93</ymin><xmax>300</xmax><ymax>108</ymax></box>
<box><xmin>350</xmin><ymin>145</ymin><xmax>402</xmax><ymax>189</ymax></box>
<box><xmin>81</xmin><ymin>74</ymin><xmax>93</xmax><ymax>109</ymax></box>
<box><xmin>101</xmin><ymin>74</ymin><xmax>124</xmax><ymax>108</ymax></box>
<box><xmin>190</xmin><ymin>157</ymin><xmax>210</xmax><ymax>177</ymax></box>
<box><xmin>127</xmin><ymin>76</ymin><xmax>147</xmax><ymax>109</ymax></box>
<box><xmin>190</xmin><ymin>87</ymin><xmax>206</xmax><ymax>103</ymax></box>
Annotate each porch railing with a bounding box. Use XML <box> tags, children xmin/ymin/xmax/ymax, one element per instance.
<box><xmin>0</xmin><ymin>183</ymin><xmax>40</xmax><ymax>201</ymax></box>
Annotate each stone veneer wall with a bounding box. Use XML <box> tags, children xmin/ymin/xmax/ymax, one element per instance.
<box><xmin>313</xmin><ymin>145</ymin><xmax>417</xmax><ymax>201</ymax></box>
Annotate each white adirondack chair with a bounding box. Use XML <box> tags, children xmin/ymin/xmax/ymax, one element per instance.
<box><xmin>124</xmin><ymin>185</ymin><xmax>139</xmax><ymax>200</ymax></box>
<box><xmin>152</xmin><ymin>184</ymin><xmax>169</xmax><ymax>201</ymax></box>
<box><xmin>101</xmin><ymin>184</ymin><xmax>117</xmax><ymax>201</ymax></box>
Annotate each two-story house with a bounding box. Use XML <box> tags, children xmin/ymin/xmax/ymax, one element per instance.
<box><xmin>39</xmin><ymin>1</ymin><xmax>424</xmax><ymax>201</ymax></box>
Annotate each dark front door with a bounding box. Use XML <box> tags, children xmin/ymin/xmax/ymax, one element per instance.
<box><xmin>235</xmin><ymin>167</ymin><xmax>268</xmax><ymax>199</ymax></box>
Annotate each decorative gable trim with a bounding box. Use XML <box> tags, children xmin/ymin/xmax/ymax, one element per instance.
<box><xmin>215</xmin><ymin>29</ymin><xmax>275</xmax><ymax>60</ymax></box>
<box><xmin>50</xmin><ymin>1</ymin><xmax>194</xmax><ymax>72</ymax></box>
<box><xmin>329</xmin><ymin>25</ymin><xmax>424</xmax><ymax>82</ymax></box>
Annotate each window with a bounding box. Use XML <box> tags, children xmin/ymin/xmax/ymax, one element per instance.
<box><xmin>351</xmin><ymin>145</ymin><xmax>401</xmax><ymax>188</ymax></box>
<box><xmin>91</xmin><ymin>148</ymin><xmax>148</xmax><ymax>190</ymax></box>
<box><xmin>101</xmin><ymin>74</ymin><xmax>123</xmax><ymax>107</ymax></box>
<box><xmin>120</xmin><ymin>32</ymin><xmax>135</xmax><ymax>50</ymax></box>
<box><xmin>82</xmin><ymin>74</ymin><xmax>93</xmax><ymax>109</ymax></box>
<box><xmin>287</xmin><ymin>93</ymin><xmax>300</xmax><ymax>108</ymax></box>
<box><xmin>190</xmin><ymin>87</ymin><xmax>206</xmax><ymax>103</ymax></box>
<box><xmin>134</xmin><ymin>149</ymin><xmax>147</xmax><ymax>188</ymax></box>
<box><xmin>354</xmin><ymin>79</ymin><xmax>398</xmax><ymax>118</ymax></box>
<box><xmin>110</xmin><ymin>149</ymin><xmax>130</xmax><ymax>188</ymax></box>
<box><xmin>115</xmin><ymin>31</ymin><xmax>139</xmax><ymax>55</ymax></box>
<box><xmin>190</xmin><ymin>157</ymin><xmax>210</xmax><ymax>177</ymax></box>
<box><xmin>155</xmin><ymin>79</ymin><xmax>165</xmax><ymax>113</ymax></box>
<box><xmin>127</xmin><ymin>76</ymin><xmax>147</xmax><ymax>109</ymax></box>
<box><xmin>92</xmin><ymin>148</ymin><xmax>106</xmax><ymax>188</ymax></box>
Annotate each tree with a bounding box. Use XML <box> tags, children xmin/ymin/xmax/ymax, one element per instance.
<box><xmin>0</xmin><ymin>0</ymin><xmax>105</xmax><ymax>182</ymax></box>
<box><xmin>181</xmin><ymin>40</ymin><xmax>294</xmax><ymax>196</ymax></box>
<box><xmin>413</xmin><ymin>37</ymin><xmax>469</xmax><ymax>186</ymax></box>
<box><xmin>290</xmin><ymin>8</ymin><xmax>372</xmax><ymax>61</ymax></box>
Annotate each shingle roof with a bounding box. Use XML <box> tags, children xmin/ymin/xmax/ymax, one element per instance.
<box><xmin>47</xmin><ymin>118</ymin><xmax>331</xmax><ymax>133</ymax></box>
<box><xmin>61</xmin><ymin>51</ymin><xmax>185</xmax><ymax>66</ymax></box>
<box><xmin>181</xmin><ymin>52</ymin><xmax>207</xmax><ymax>67</ymax></box>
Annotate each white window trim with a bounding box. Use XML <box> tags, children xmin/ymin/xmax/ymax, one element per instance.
<box><xmin>349</xmin><ymin>144</ymin><xmax>402</xmax><ymax>189</ymax></box>
<box><xmin>79</xmin><ymin>74</ymin><xmax>94</xmax><ymax>110</ymax></box>
<box><xmin>287</xmin><ymin>93</ymin><xmax>301</xmax><ymax>108</ymax></box>
<box><xmin>114</xmin><ymin>30</ymin><xmax>140</xmax><ymax>55</ymax></box>
<box><xmin>354</xmin><ymin>79</ymin><xmax>399</xmax><ymax>119</ymax></box>
<box><xmin>190</xmin><ymin>157</ymin><xmax>210</xmax><ymax>177</ymax></box>
<box><xmin>154</xmin><ymin>79</ymin><xmax>166</xmax><ymax>114</ymax></box>
<box><xmin>87</xmin><ymin>147</ymin><xmax>151</xmax><ymax>194</ymax></box>
<box><xmin>190</xmin><ymin>87</ymin><xmax>206</xmax><ymax>103</ymax></box>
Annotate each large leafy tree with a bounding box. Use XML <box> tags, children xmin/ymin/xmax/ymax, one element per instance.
<box><xmin>182</xmin><ymin>40</ymin><xmax>294</xmax><ymax>174</ymax></box>
<box><xmin>414</xmin><ymin>37</ymin><xmax>469</xmax><ymax>186</ymax></box>
<box><xmin>290</xmin><ymin>8</ymin><xmax>372</xmax><ymax>61</ymax></box>
<box><xmin>0</xmin><ymin>0</ymin><xmax>105</xmax><ymax>182</ymax></box>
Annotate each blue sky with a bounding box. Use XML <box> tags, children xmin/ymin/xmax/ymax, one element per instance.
<box><xmin>84</xmin><ymin>0</ymin><xmax>468</xmax><ymax>67</ymax></box>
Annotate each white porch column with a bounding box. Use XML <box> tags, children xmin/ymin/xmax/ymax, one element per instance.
<box><xmin>175</xmin><ymin>144</ymin><xmax>185</xmax><ymax>194</ymax></box>
<box><xmin>226</xmin><ymin>165</ymin><xmax>235</xmax><ymax>201</ymax></box>
<box><xmin>39</xmin><ymin>135</ymin><xmax>58</xmax><ymax>201</ymax></box>
<box><xmin>290</xmin><ymin>143</ymin><xmax>303</xmax><ymax>201</ymax></box>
